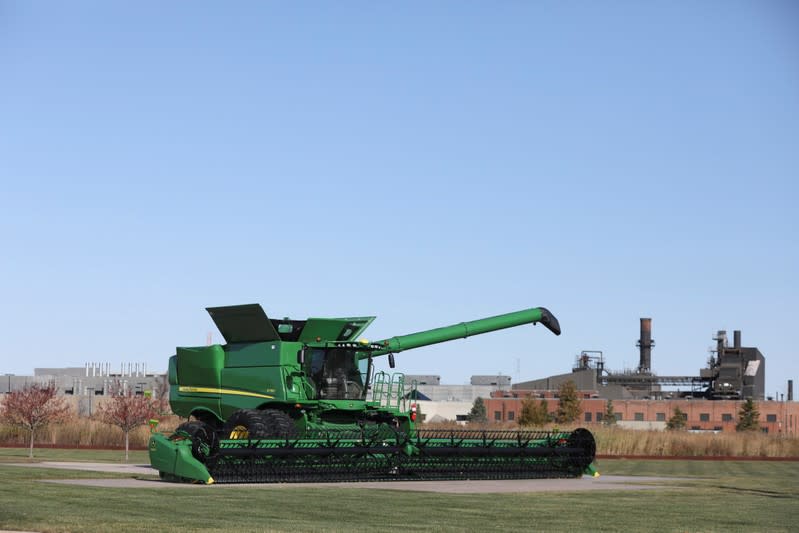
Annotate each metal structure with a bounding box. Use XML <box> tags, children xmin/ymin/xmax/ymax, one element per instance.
<box><xmin>604</xmin><ymin>322</ymin><xmax>766</xmax><ymax>400</ymax></box>
<box><xmin>636</xmin><ymin>318</ymin><xmax>654</xmax><ymax>373</ymax></box>
<box><xmin>148</xmin><ymin>304</ymin><xmax>597</xmax><ymax>483</ymax></box>
<box><xmin>701</xmin><ymin>330</ymin><xmax>765</xmax><ymax>400</ymax></box>
<box><xmin>557</xmin><ymin>320</ymin><xmax>768</xmax><ymax>400</ymax></box>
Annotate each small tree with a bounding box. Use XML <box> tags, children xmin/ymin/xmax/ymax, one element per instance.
<box><xmin>603</xmin><ymin>399</ymin><xmax>617</xmax><ymax>426</ymax></box>
<box><xmin>467</xmin><ymin>397</ymin><xmax>487</xmax><ymax>423</ymax></box>
<box><xmin>97</xmin><ymin>383</ymin><xmax>159</xmax><ymax>461</ymax></box>
<box><xmin>0</xmin><ymin>382</ymin><xmax>70</xmax><ymax>458</ymax></box>
<box><xmin>736</xmin><ymin>398</ymin><xmax>760</xmax><ymax>432</ymax></box>
<box><xmin>519</xmin><ymin>397</ymin><xmax>549</xmax><ymax>427</ymax></box>
<box><xmin>556</xmin><ymin>380</ymin><xmax>582</xmax><ymax>424</ymax></box>
<box><xmin>666</xmin><ymin>407</ymin><xmax>687</xmax><ymax>430</ymax></box>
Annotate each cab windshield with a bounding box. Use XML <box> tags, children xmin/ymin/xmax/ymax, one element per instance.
<box><xmin>308</xmin><ymin>348</ymin><xmax>371</xmax><ymax>400</ymax></box>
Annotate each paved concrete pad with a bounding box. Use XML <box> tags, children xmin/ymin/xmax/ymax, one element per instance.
<box><xmin>8</xmin><ymin>461</ymin><xmax>156</xmax><ymax>476</ymax></box>
<box><xmin>10</xmin><ymin>461</ymin><xmax>683</xmax><ymax>493</ymax></box>
<box><xmin>43</xmin><ymin>475</ymin><xmax>680</xmax><ymax>493</ymax></box>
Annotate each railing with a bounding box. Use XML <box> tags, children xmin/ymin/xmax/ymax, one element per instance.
<box><xmin>371</xmin><ymin>372</ymin><xmax>406</xmax><ymax>410</ymax></box>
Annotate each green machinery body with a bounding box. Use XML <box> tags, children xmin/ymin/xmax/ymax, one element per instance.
<box><xmin>149</xmin><ymin>304</ymin><xmax>597</xmax><ymax>484</ymax></box>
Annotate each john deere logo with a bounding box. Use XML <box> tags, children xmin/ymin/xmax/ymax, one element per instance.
<box><xmin>149</xmin><ymin>440</ymin><xmax>158</xmax><ymax>451</ymax></box>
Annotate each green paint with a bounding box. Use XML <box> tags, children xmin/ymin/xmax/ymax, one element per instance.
<box><xmin>150</xmin><ymin>304</ymin><xmax>592</xmax><ymax>482</ymax></box>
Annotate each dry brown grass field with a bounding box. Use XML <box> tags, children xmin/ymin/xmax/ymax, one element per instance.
<box><xmin>422</xmin><ymin>421</ymin><xmax>799</xmax><ymax>457</ymax></box>
<box><xmin>591</xmin><ymin>425</ymin><xmax>799</xmax><ymax>457</ymax></box>
<box><xmin>0</xmin><ymin>415</ymin><xmax>183</xmax><ymax>450</ymax></box>
<box><xmin>2</xmin><ymin>417</ymin><xmax>798</xmax><ymax>457</ymax></box>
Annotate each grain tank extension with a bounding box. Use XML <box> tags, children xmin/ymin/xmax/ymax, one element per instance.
<box><xmin>148</xmin><ymin>304</ymin><xmax>596</xmax><ymax>483</ymax></box>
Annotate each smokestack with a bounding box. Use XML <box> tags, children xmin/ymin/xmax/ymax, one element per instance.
<box><xmin>733</xmin><ymin>330</ymin><xmax>741</xmax><ymax>349</ymax></box>
<box><xmin>637</xmin><ymin>318</ymin><xmax>654</xmax><ymax>373</ymax></box>
<box><xmin>789</xmin><ymin>380</ymin><xmax>794</xmax><ymax>402</ymax></box>
<box><xmin>716</xmin><ymin>330</ymin><xmax>727</xmax><ymax>354</ymax></box>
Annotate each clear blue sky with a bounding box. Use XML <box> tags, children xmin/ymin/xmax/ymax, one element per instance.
<box><xmin>1</xmin><ymin>3</ymin><xmax>797</xmax><ymax>397</ymax></box>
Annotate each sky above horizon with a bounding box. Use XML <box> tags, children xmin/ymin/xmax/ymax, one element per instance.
<box><xmin>1</xmin><ymin>3</ymin><xmax>797</xmax><ymax>398</ymax></box>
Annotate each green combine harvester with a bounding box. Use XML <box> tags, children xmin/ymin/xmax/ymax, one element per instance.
<box><xmin>149</xmin><ymin>304</ymin><xmax>597</xmax><ymax>483</ymax></box>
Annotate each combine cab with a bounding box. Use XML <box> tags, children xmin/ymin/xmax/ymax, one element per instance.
<box><xmin>149</xmin><ymin>304</ymin><xmax>596</xmax><ymax>483</ymax></box>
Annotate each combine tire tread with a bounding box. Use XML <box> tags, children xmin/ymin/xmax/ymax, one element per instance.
<box><xmin>260</xmin><ymin>409</ymin><xmax>298</xmax><ymax>438</ymax></box>
<box><xmin>224</xmin><ymin>409</ymin><xmax>270</xmax><ymax>439</ymax></box>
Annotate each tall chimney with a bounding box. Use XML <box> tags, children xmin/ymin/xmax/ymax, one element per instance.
<box><xmin>733</xmin><ymin>330</ymin><xmax>741</xmax><ymax>349</ymax></box>
<box><xmin>716</xmin><ymin>330</ymin><xmax>727</xmax><ymax>354</ymax></box>
<box><xmin>789</xmin><ymin>380</ymin><xmax>794</xmax><ymax>402</ymax></box>
<box><xmin>637</xmin><ymin>318</ymin><xmax>654</xmax><ymax>373</ymax></box>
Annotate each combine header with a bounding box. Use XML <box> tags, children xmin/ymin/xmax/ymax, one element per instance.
<box><xmin>149</xmin><ymin>304</ymin><xmax>596</xmax><ymax>483</ymax></box>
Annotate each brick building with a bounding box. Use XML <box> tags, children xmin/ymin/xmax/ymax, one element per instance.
<box><xmin>483</xmin><ymin>394</ymin><xmax>799</xmax><ymax>434</ymax></box>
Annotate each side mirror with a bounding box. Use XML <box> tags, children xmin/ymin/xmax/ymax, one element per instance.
<box><xmin>297</xmin><ymin>348</ymin><xmax>305</xmax><ymax>365</ymax></box>
<box><xmin>388</xmin><ymin>353</ymin><xmax>395</xmax><ymax>369</ymax></box>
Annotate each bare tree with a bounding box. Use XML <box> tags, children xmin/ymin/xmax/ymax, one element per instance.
<box><xmin>0</xmin><ymin>382</ymin><xmax>71</xmax><ymax>458</ymax></box>
<box><xmin>96</xmin><ymin>382</ymin><xmax>159</xmax><ymax>461</ymax></box>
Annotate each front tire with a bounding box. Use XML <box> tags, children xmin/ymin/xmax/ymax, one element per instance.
<box><xmin>224</xmin><ymin>409</ymin><xmax>270</xmax><ymax>439</ymax></box>
<box><xmin>174</xmin><ymin>421</ymin><xmax>218</xmax><ymax>461</ymax></box>
<box><xmin>260</xmin><ymin>409</ymin><xmax>298</xmax><ymax>438</ymax></box>
<box><xmin>223</xmin><ymin>408</ymin><xmax>297</xmax><ymax>439</ymax></box>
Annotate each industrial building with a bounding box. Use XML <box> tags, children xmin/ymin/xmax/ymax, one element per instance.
<box><xmin>483</xmin><ymin>395</ymin><xmax>799</xmax><ymax>434</ymax></box>
<box><xmin>407</xmin><ymin>374</ymin><xmax>510</xmax><ymax>402</ymax></box>
<box><xmin>412</xmin><ymin>318</ymin><xmax>793</xmax><ymax>430</ymax></box>
<box><xmin>1</xmin><ymin>362</ymin><xmax>164</xmax><ymax>416</ymax></box>
<box><xmin>486</xmin><ymin>318</ymin><xmax>792</xmax><ymax>433</ymax></box>
<box><xmin>515</xmin><ymin>319</ymin><xmax>766</xmax><ymax>401</ymax></box>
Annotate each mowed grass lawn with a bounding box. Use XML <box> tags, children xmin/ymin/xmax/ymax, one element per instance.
<box><xmin>0</xmin><ymin>448</ymin><xmax>797</xmax><ymax>533</ymax></box>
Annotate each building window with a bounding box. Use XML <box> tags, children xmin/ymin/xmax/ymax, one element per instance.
<box><xmin>700</xmin><ymin>413</ymin><xmax>710</xmax><ymax>422</ymax></box>
<box><xmin>656</xmin><ymin>412</ymin><xmax>666</xmax><ymax>422</ymax></box>
<box><xmin>596</xmin><ymin>412</ymin><xmax>603</xmax><ymax>422</ymax></box>
<box><xmin>584</xmin><ymin>412</ymin><xmax>592</xmax><ymax>422</ymax></box>
<box><xmin>691</xmin><ymin>426</ymin><xmax>701</xmax><ymax>431</ymax></box>
<box><xmin>494</xmin><ymin>411</ymin><xmax>502</xmax><ymax>421</ymax></box>
<box><xmin>614</xmin><ymin>413</ymin><xmax>622</xmax><ymax>421</ymax></box>
<box><xmin>766</xmin><ymin>414</ymin><xmax>777</xmax><ymax>422</ymax></box>
<box><xmin>713</xmin><ymin>426</ymin><xmax>723</xmax><ymax>431</ymax></box>
<box><xmin>634</xmin><ymin>412</ymin><xmax>644</xmax><ymax>421</ymax></box>
<box><xmin>722</xmin><ymin>414</ymin><xmax>733</xmax><ymax>422</ymax></box>
<box><xmin>507</xmin><ymin>411</ymin><xmax>515</xmax><ymax>421</ymax></box>
<box><xmin>761</xmin><ymin>427</ymin><xmax>768</xmax><ymax>434</ymax></box>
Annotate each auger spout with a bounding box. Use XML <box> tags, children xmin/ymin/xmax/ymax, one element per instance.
<box><xmin>367</xmin><ymin>307</ymin><xmax>560</xmax><ymax>359</ymax></box>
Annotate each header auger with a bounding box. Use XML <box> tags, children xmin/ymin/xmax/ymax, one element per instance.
<box><xmin>148</xmin><ymin>304</ymin><xmax>596</xmax><ymax>484</ymax></box>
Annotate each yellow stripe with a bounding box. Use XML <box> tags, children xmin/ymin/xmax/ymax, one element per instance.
<box><xmin>178</xmin><ymin>386</ymin><xmax>274</xmax><ymax>400</ymax></box>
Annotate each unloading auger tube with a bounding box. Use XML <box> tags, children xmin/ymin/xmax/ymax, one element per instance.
<box><xmin>366</xmin><ymin>307</ymin><xmax>561</xmax><ymax>358</ymax></box>
<box><xmin>148</xmin><ymin>304</ymin><xmax>597</xmax><ymax>484</ymax></box>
